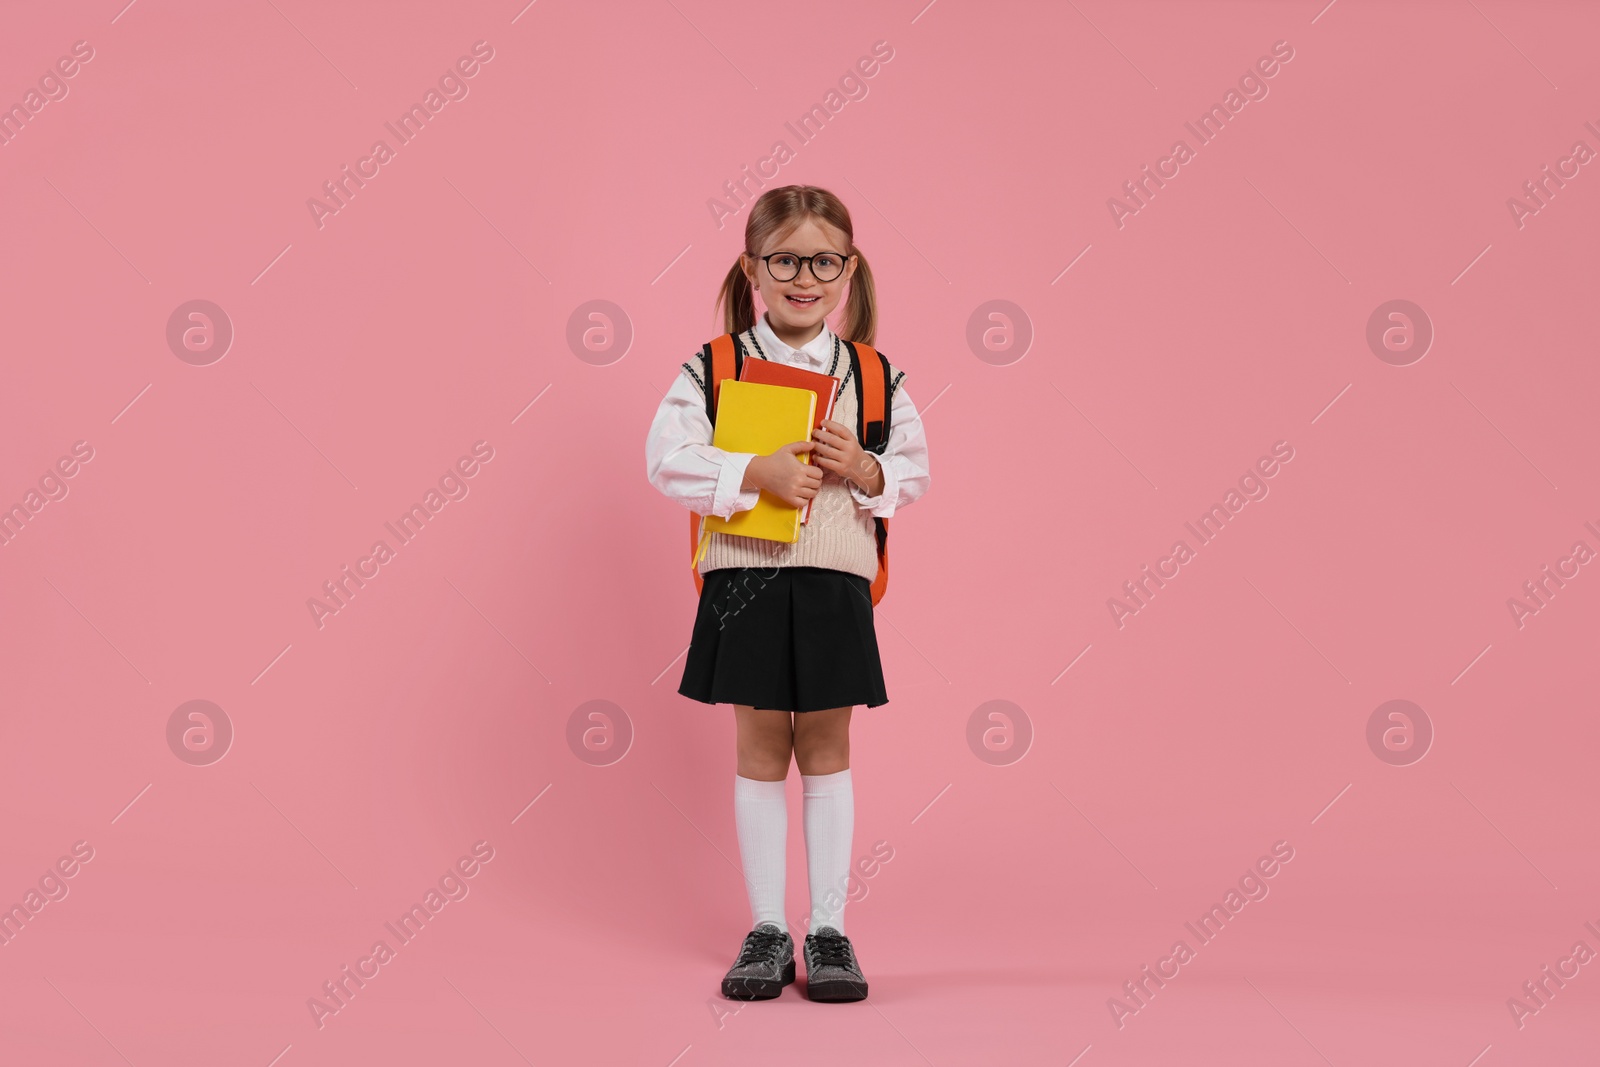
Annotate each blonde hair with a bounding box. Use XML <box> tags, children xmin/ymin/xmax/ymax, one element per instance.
<box><xmin>715</xmin><ymin>185</ymin><xmax>878</xmax><ymax>346</ymax></box>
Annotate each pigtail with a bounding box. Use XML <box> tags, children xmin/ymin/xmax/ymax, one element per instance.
<box><xmin>716</xmin><ymin>258</ymin><xmax>756</xmax><ymax>337</ymax></box>
<box><xmin>838</xmin><ymin>248</ymin><xmax>878</xmax><ymax>347</ymax></box>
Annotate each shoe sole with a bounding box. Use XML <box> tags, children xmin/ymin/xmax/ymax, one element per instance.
<box><xmin>805</xmin><ymin>976</ymin><xmax>868</xmax><ymax>1002</ymax></box>
<box><xmin>722</xmin><ymin>958</ymin><xmax>795</xmax><ymax>1000</ymax></box>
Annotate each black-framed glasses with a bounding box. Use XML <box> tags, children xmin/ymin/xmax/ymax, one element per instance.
<box><xmin>749</xmin><ymin>250</ymin><xmax>852</xmax><ymax>283</ymax></box>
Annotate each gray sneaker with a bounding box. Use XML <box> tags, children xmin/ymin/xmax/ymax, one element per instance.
<box><xmin>721</xmin><ymin>922</ymin><xmax>795</xmax><ymax>1000</ymax></box>
<box><xmin>802</xmin><ymin>925</ymin><xmax>868</xmax><ymax>1001</ymax></box>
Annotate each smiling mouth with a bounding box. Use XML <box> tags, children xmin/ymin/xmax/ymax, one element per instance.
<box><xmin>786</xmin><ymin>294</ymin><xmax>820</xmax><ymax>307</ymax></box>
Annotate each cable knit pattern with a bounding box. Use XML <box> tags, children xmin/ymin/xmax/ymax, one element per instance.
<box><xmin>682</xmin><ymin>338</ymin><xmax>897</xmax><ymax>584</ymax></box>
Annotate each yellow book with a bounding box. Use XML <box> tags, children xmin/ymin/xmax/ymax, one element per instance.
<box><xmin>691</xmin><ymin>379</ymin><xmax>817</xmax><ymax>567</ymax></box>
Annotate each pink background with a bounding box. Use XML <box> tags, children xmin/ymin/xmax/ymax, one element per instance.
<box><xmin>2</xmin><ymin>1</ymin><xmax>1598</xmax><ymax>1064</ymax></box>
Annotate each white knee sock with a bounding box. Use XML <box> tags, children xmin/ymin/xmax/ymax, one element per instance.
<box><xmin>733</xmin><ymin>774</ymin><xmax>788</xmax><ymax>930</ymax></box>
<box><xmin>801</xmin><ymin>768</ymin><xmax>854</xmax><ymax>936</ymax></box>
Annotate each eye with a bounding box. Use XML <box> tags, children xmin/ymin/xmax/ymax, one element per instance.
<box><xmin>815</xmin><ymin>255</ymin><xmax>840</xmax><ymax>271</ymax></box>
<box><xmin>771</xmin><ymin>254</ymin><xmax>799</xmax><ymax>268</ymax></box>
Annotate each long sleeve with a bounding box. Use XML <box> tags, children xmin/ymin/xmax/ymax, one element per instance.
<box><xmin>645</xmin><ymin>366</ymin><xmax>763</xmax><ymax>518</ymax></box>
<box><xmin>846</xmin><ymin>379</ymin><xmax>930</xmax><ymax>519</ymax></box>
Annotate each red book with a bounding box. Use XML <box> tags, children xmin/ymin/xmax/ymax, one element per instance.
<box><xmin>738</xmin><ymin>356</ymin><xmax>841</xmax><ymax>525</ymax></box>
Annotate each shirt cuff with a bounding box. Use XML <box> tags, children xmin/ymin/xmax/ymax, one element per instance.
<box><xmin>712</xmin><ymin>452</ymin><xmax>761</xmax><ymax>518</ymax></box>
<box><xmin>848</xmin><ymin>454</ymin><xmax>898</xmax><ymax>518</ymax></box>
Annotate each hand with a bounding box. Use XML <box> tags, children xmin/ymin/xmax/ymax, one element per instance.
<box><xmin>812</xmin><ymin>419</ymin><xmax>883</xmax><ymax>496</ymax></box>
<box><xmin>744</xmin><ymin>441</ymin><xmax>824</xmax><ymax>509</ymax></box>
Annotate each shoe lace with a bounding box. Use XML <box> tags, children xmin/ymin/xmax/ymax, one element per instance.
<box><xmin>808</xmin><ymin>931</ymin><xmax>854</xmax><ymax>968</ymax></box>
<box><xmin>736</xmin><ymin>927</ymin><xmax>788</xmax><ymax>966</ymax></box>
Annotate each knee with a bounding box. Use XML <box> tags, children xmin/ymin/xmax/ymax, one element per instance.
<box><xmin>738</xmin><ymin>733</ymin><xmax>793</xmax><ymax>780</ymax></box>
<box><xmin>794</xmin><ymin>752</ymin><xmax>848</xmax><ymax>776</ymax></box>
<box><xmin>792</xmin><ymin>736</ymin><xmax>849</xmax><ymax>776</ymax></box>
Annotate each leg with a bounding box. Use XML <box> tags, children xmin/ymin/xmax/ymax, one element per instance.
<box><xmin>793</xmin><ymin>707</ymin><xmax>855</xmax><ymax>936</ymax></box>
<box><xmin>734</xmin><ymin>705</ymin><xmax>794</xmax><ymax>780</ymax></box>
<box><xmin>731</xmin><ymin>705</ymin><xmax>793</xmax><ymax>932</ymax></box>
<box><xmin>791</xmin><ymin>706</ymin><xmax>851</xmax><ymax>775</ymax></box>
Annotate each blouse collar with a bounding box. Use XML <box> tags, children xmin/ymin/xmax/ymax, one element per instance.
<box><xmin>753</xmin><ymin>312</ymin><xmax>834</xmax><ymax>369</ymax></box>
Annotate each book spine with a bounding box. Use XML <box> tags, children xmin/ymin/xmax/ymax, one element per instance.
<box><xmin>802</xmin><ymin>388</ymin><xmax>838</xmax><ymax>526</ymax></box>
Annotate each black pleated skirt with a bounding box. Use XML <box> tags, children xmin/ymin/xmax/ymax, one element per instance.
<box><xmin>678</xmin><ymin>565</ymin><xmax>888</xmax><ymax>713</ymax></box>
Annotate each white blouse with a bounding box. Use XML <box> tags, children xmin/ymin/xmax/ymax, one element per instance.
<box><xmin>645</xmin><ymin>313</ymin><xmax>930</xmax><ymax>521</ymax></box>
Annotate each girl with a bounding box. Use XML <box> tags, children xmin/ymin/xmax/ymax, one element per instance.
<box><xmin>645</xmin><ymin>185</ymin><xmax>930</xmax><ymax>1002</ymax></box>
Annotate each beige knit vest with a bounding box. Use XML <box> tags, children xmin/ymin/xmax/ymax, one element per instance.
<box><xmin>684</xmin><ymin>335</ymin><xmax>896</xmax><ymax>584</ymax></box>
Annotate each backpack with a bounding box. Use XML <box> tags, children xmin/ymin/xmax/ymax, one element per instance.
<box><xmin>688</xmin><ymin>331</ymin><xmax>893</xmax><ymax>605</ymax></box>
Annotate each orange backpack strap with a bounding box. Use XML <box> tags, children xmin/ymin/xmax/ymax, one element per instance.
<box><xmin>702</xmin><ymin>332</ymin><xmax>745</xmax><ymax>422</ymax></box>
<box><xmin>843</xmin><ymin>341</ymin><xmax>891</xmax><ymax>453</ymax></box>
<box><xmin>690</xmin><ymin>333</ymin><xmax>747</xmax><ymax>590</ymax></box>
<box><xmin>841</xmin><ymin>341</ymin><xmax>894</xmax><ymax>606</ymax></box>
